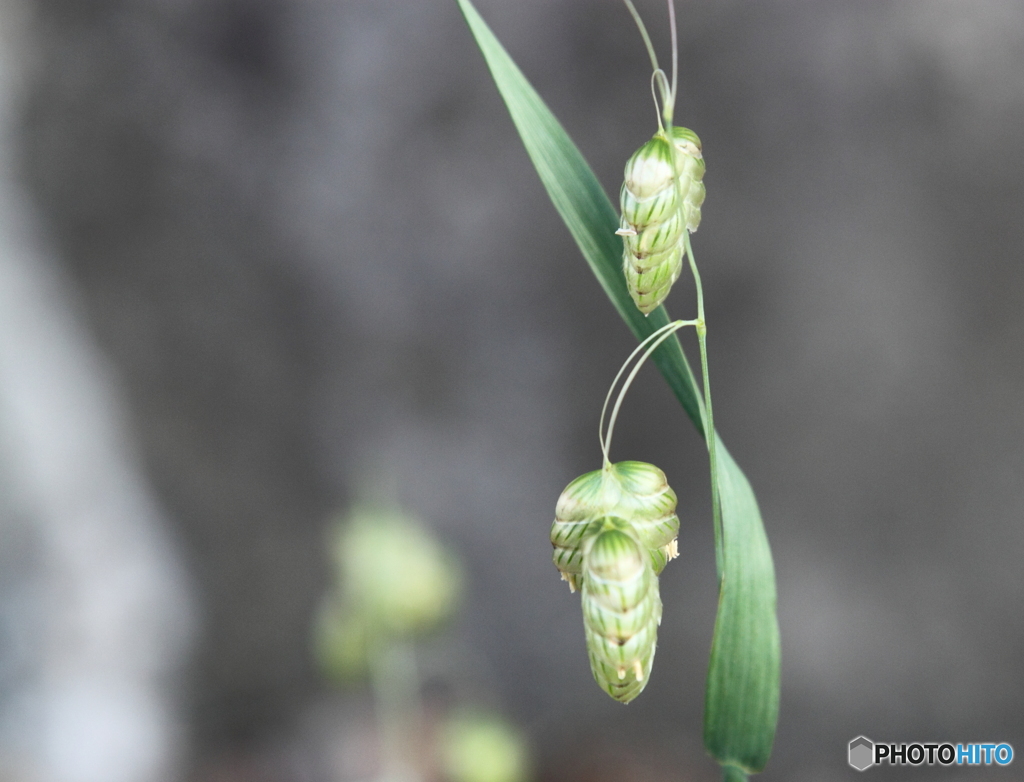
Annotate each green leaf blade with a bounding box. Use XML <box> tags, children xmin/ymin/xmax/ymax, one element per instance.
<box><xmin>704</xmin><ymin>439</ymin><xmax>780</xmax><ymax>772</ymax></box>
<box><xmin>457</xmin><ymin>0</ymin><xmax>703</xmax><ymax>429</ymax></box>
<box><xmin>457</xmin><ymin>0</ymin><xmax>780</xmax><ymax>773</ymax></box>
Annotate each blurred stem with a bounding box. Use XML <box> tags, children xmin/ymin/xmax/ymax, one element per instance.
<box><xmin>722</xmin><ymin>765</ymin><xmax>748</xmax><ymax>782</ymax></box>
<box><xmin>369</xmin><ymin>638</ymin><xmax>424</xmax><ymax>782</ymax></box>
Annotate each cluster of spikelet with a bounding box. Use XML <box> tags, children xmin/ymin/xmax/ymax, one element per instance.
<box><xmin>548</xmin><ymin>125</ymin><xmax>703</xmax><ymax>704</ymax></box>
<box><xmin>547</xmin><ymin>125</ymin><xmax>703</xmax><ymax>704</ymax></box>
<box><xmin>617</xmin><ymin>126</ymin><xmax>706</xmax><ymax>315</ymax></box>
<box><xmin>550</xmin><ymin>461</ymin><xmax>679</xmax><ymax>703</ymax></box>
<box><xmin>549</xmin><ymin>0</ymin><xmax>706</xmax><ymax>706</ymax></box>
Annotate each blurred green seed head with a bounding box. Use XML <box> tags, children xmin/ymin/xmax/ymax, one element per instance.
<box><xmin>336</xmin><ymin>506</ymin><xmax>462</xmax><ymax>635</ymax></box>
<box><xmin>619</xmin><ymin>126</ymin><xmax>706</xmax><ymax>314</ymax></box>
<box><xmin>315</xmin><ymin>507</ymin><xmax>462</xmax><ymax>682</ymax></box>
<box><xmin>441</xmin><ymin>713</ymin><xmax>530</xmax><ymax>782</ymax></box>
<box><xmin>338</xmin><ymin>506</ymin><xmax>462</xmax><ymax>636</ymax></box>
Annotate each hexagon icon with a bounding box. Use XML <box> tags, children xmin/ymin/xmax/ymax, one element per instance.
<box><xmin>849</xmin><ymin>736</ymin><xmax>874</xmax><ymax>771</ymax></box>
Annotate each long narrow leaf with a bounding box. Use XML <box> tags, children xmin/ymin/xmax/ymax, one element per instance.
<box><xmin>456</xmin><ymin>0</ymin><xmax>779</xmax><ymax>774</ymax></box>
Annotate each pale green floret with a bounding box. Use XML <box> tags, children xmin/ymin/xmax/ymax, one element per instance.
<box><xmin>551</xmin><ymin>469</ymin><xmax>611</xmax><ymax>591</ymax></box>
<box><xmin>624</xmin><ymin>256</ymin><xmax>682</xmax><ymax>315</ymax></box>
<box><xmin>610</xmin><ymin>461</ymin><xmax>679</xmax><ymax>556</ymax></box>
<box><xmin>624</xmin><ymin>208</ymin><xmax>685</xmax><ymax>257</ymax></box>
<box><xmin>588</xmin><ymin>617</ymin><xmax>657</xmax><ymax>668</ymax></box>
<box><xmin>551</xmin><ymin>459</ymin><xmax>680</xmax><ymax>704</ymax></box>
<box><xmin>622</xmin><ymin>136</ymin><xmax>676</xmax><ymax>199</ymax></box>
<box><xmin>620</xmin><ymin>182</ymin><xmax>676</xmax><ymax>229</ymax></box>
<box><xmin>551</xmin><ymin>461</ymin><xmax>680</xmax><ymax>589</ymax></box>
<box><xmin>619</xmin><ymin>126</ymin><xmax>706</xmax><ymax>315</ymax></box>
<box><xmin>582</xmin><ymin>574</ymin><xmax>656</xmax><ymax>637</ymax></box>
<box><xmin>627</xmin><ymin>243</ymin><xmax>678</xmax><ymax>274</ymax></box>
<box><xmin>588</xmin><ymin>647</ymin><xmax>653</xmax><ymax>702</ymax></box>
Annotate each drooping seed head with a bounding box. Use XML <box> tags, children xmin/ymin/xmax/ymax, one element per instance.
<box><xmin>619</xmin><ymin>126</ymin><xmax>706</xmax><ymax>315</ymax></box>
<box><xmin>334</xmin><ymin>507</ymin><xmax>462</xmax><ymax>637</ymax></box>
<box><xmin>580</xmin><ymin>524</ymin><xmax>662</xmax><ymax>703</ymax></box>
<box><xmin>551</xmin><ymin>461</ymin><xmax>680</xmax><ymax>704</ymax></box>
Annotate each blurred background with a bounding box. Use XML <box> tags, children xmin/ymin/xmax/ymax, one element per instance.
<box><xmin>0</xmin><ymin>0</ymin><xmax>1021</xmax><ymax>780</ymax></box>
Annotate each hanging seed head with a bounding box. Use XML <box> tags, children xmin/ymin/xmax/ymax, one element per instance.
<box><xmin>580</xmin><ymin>520</ymin><xmax>662</xmax><ymax>703</ymax></box>
<box><xmin>618</xmin><ymin>126</ymin><xmax>706</xmax><ymax>315</ymax></box>
<box><xmin>551</xmin><ymin>462</ymin><xmax>679</xmax><ymax>703</ymax></box>
<box><xmin>551</xmin><ymin>461</ymin><xmax>679</xmax><ymax>590</ymax></box>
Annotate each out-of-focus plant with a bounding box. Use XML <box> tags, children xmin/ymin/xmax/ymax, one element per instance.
<box><xmin>441</xmin><ymin>713</ymin><xmax>529</xmax><ymax>782</ymax></box>
<box><xmin>315</xmin><ymin>505</ymin><xmax>529</xmax><ymax>782</ymax></box>
<box><xmin>457</xmin><ymin>1</ymin><xmax>780</xmax><ymax>780</ymax></box>
<box><xmin>315</xmin><ymin>506</ymin><xmax>462</xmax><ymax>682</ymax></box>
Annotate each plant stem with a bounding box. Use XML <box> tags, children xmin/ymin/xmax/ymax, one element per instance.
<box><xmin>722</xmin><ymin>765</ymin><xmax>748</xmax><ymax>782</ymax></box>
<box><xmin>667</xmin><ymin>0</ymin><xmax>678</xmax><ymax>120</ymax></box>
<box><xmin>600</xmin><ymin>319</ymin><xmax>697</xmax><ymax>465</ymax></box>
<box><xmin>368</xmin><ymin>638</ymin><xmax>423</xmax><ymax>782</ymax></box>
<box><xmin>623</xmin><ymin>0</ymin><xmax>659</xmax><ymax>75</ymax></box>
<box><xmin>661</xmin><ymin>121</ymin><xmax>722</xmax><ymax>578</ymax></box>
<box><xmin>685</xmin><ymin>231</ymin><xmax>723</xmax><ymax>580</ymax></box>
<box><xmin>623</xmin><ymin>1</ymin><xmax>672</xmax><ymax>128</ymax></box>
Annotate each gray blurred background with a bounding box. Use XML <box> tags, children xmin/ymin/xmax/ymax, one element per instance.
<box><xmin>0</xmin><ymin>0</ymin><xmax>1021</xmax><ymax>780</ymax></box>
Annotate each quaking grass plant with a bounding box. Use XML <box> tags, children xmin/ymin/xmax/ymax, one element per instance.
<box><xmin>315</xmin><ymin>506</ymin><xmax>531</xmax><ymax>782</ymax></box>
<box><xmin>457</xmin><ymin>1</ymin><xmax>780</xmax><ymax>780</ymax></box>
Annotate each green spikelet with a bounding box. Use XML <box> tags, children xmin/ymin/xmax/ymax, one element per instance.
<box><xmin>618</xmin><ymin>126</ymin><xmax>706</xmax><ymax>315</ymax></box>
<box><xmin>551</xmin><ymin>461</ymin><xmax>679</xmax><ymax>590</ymax></box>
<box><xmin>551</xmin><ymin>462</ymin><xmax>679</xmax><ymax>703</ymax></box>
<box><xmin>609</xmin><ymin>460</ymin><xmax>680</xmax><ymax>573</ymax></box>
<box><xmin>581</xmin><ymin>521</ymin><xmax>662</xmax><ymax>703</ymax></box>
<box><xmin>550</xmin><ymin>471</ymin><xmax>603</xmax><ymax>593</ymax></box>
